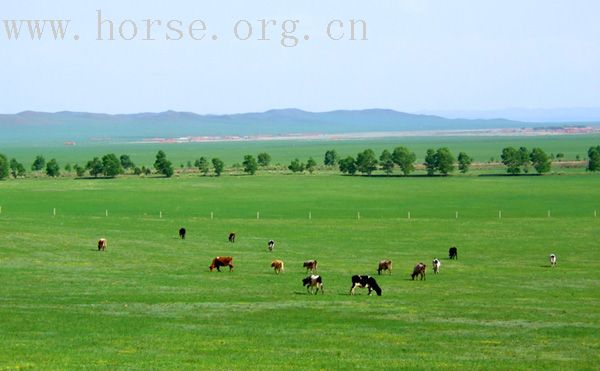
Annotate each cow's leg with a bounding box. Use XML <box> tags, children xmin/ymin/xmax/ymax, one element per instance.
<box><xmin>216</xmin><ymin>266</ymin><xmax>221</xmax><ymax>272</ymax></box>
<box><xmin>350</xmin><ymin>283</ymin><xmax>356</xmax><ymax>295</ymax></box>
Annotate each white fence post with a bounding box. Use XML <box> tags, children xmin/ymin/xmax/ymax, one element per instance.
<box><xmin>309</xmin><ymin>211</ymin><xmax>312</xmax><ymax>220</ymax></box>
<box><xmin>357</xmin><ymin>212</ymin><xmax>360</xmax><ymax>220</ymax></box>
<box><xmin>455</xmin><ymin>211</ymin><xmax>458</xmax><ymax>219</ymax></box>
<box><xmin>257</xmin><ymin>211</ymin><xmax>260</xmax><ymax>220</ymax></box>
<box><xmin>547</xmin><ymin>210</ymin><xmax>551</xmax><ymax>218</ymax></box>
<box><xmin>408</xmin><ymin>211</ymin><xmax>411</xmax><ymax>220</ymax></box>
<box><xmin>498</xmin><ymin>210</ymin><xmax>502</xmax><ymax>219</ymax></box>
<box><xmin>105</xmin><ymin>209</ymin><xmax>108</xmax><ymax>217</ymax></box>
<box><xmin>159</xmin><ymin>211</ymin><xmax>162</xmax><ymax>219</ymax></box>
<box><xmin>211</xmin><ymin>211</ymin><xmax>214</xmax><ymax>220</ymax></box>
<box><xmin>53</xmin><ymin>208</ymin><xmax>56</xmax><ymax>216</ymax></box>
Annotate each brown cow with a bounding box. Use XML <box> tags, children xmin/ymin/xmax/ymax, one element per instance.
<box><xmin>209</xmin><ymin>256</ymin><xmax>234</xmax><ymax>272</ymax></box>
<box><xmin>303</xmin><ymin>259</ymin><xmax>318</xmax><ymax>273</ymax></box>
<box><xmin>228</xmin><ymin>233</ymin><xmax>236</xmax><ymax>243</ymax></box>
<box><xmin>97</xmin><ymin>238</ymin><xmax>107</xmax><ymax>251</ymax></box>
<box><xmin>271</xmin><ymin>259</ymin><xmax>284</xmax><ymax>274</ymax></box>
<box><xmin>411</xmin><ymin>263</ymin><xmax>427</xmax><ymax>280</ymax></box>
<box><xmin>377</xmin><ymin>260</ymin><xmax>392</xmax><ymax>275</ymax></box>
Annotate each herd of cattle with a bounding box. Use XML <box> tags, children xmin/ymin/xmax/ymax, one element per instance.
<box><xmin>97</xmin><ymin>231</ymin><xmax>558</xmax><ymax>296</ymax></box>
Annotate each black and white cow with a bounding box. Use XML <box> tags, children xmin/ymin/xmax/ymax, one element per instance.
<box><xmin>549</xmin><ymin>254</ymin><xmax>557</xmax><ymax>267</ymax></box>
<box><xmin>302</xmin><ymin>275</ymin><xmax>324</xmax><ymax>294</ymax></box>
<box><xmin>268</xmin><ymin>240</ymin><xmax>275</xmax><ymax>252</ymax></box>
<box><xmin>432</xmin><ymin>258</ymin><xmax>441</xmax><ymax>274</ymax></box>
<box><xmin>349</xmin><ymin>275</ymin><xmax>382</xmax><ymax>296</ymax></box>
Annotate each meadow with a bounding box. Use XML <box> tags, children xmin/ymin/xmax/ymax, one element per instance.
<box><xmin>3</xmin><ymin>133</ymin><xmax>600</xmax><ymax>170</ymax></box>
<box><xmin>1</xmin><ymin>169</ymin><xmax>600</xmax><ymax>369</ymax></box>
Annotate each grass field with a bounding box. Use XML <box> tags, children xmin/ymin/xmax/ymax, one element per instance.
<box><xmin>2</xmin><ymin>134</ymin><xmax>600</xmax><ymax>170</ymax></box>
<box><xmin>1</xmin><ymin>172</ymin><xmax>600</xmax><ymax>370</ymax></box>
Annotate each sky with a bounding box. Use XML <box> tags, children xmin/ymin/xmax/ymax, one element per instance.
<box><xmin>1</xmin><ymin>0</ymin><xmax>599</xmax><ymax>115</ymax></box>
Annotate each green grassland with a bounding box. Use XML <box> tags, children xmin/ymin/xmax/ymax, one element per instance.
<box><xmin>2</xmin><ymin>134</ymin><xmax>600</xmax><ymax>170</ymax></box>
<box><xmin>1</xmin><ymin>171</ymin><xmax>600</xmax><ymax>369</ymax></box>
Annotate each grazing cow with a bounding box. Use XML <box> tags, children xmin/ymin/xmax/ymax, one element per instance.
<box><xmin>411</xmin><ymin>263</ymin><xmax>427</xmax><ymax>280</ymax></box>
<box><xmin>228</xmin><ymin>233</ymin><xmax>236</xmax><ymax>243</ymax></box>
<box><xmin>209</xmin><ymin>256</ymin><xmax>234</xmax><ymax>272</ymax></box>
<box><xmin>271</xmin><ymin>259</ymin><xmax>284</xmax><ymax>274</ymax></box>
<box><xmin>432</xmin><ymin>258</ymin><xmax>441</xmax><ymax>274</ymax></box>
<box><xmin>449</xmin><ymin>246</ymin><xmax>458</xmax><ymax>260</ymax></box>
<box><xmin>549</xmin><ymin>254</ymin><xmax>557</xmax><ymax>268</ymax></box>
<box><xmin>302</xmin><ymin>275</ymin><xmax>324</xmax><ymax>294</ymax></box>
<box><xmin>97</xmin><ymin>238</ymin><xmax>107</xmax><ymax>251</ymax></box>
<box><xmin>268</xmin><ymin>240</ymin><xmax>275</xmax><ymax>252</ymax></box>
<box><xmin>179</xmin><ymin>227</ymin><xmax>186</xmax><ymax>240</ymax></box>
<box><xmin>377</xmin><ymin>260</ymin><xmax>392</xmax><ymax>275</ymax></box>
<box><xmin>350</xmin><ymin>275</ymin><xmax>382</xmax><ymax>296</ymax></box>
<box><xmin>303</xmin><ymin>259</ymin><xmax>318</xmax><ymax>273</ymax></box>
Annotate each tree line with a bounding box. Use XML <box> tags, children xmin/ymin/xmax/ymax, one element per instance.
<box><xmin>1</xmin><ymin>145</ymin><xmax>599</xmax><ymax>180</ymax></box>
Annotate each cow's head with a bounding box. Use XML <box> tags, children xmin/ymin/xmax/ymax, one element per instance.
<box><xmin>302</xmin><ymin>277</ymin><xmax>311</xmax><ymax>286</ymax></box>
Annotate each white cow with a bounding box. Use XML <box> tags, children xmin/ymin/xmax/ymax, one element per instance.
<box><xmin>549</xmin><ymin>254</ymin><xmax>557</xmax><ymax>268</ymax></box>
<box><xmin>432</xmin><ymin>258</ymin><xmax>441</xmax><ymax>274</ymax></box>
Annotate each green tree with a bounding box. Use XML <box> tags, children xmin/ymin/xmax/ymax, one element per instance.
<box><xmin>306</xmin><ymin>157</ymin><xmax>317</xmax><ymax>174</ymax></box>
<box><xmin>64</xmin><ymin>163</ymin><xmax>72</xmax><ymax>173</ymax></box>
<box><xmin>257</xmin><ymin>152</ymin><xmax>272</xmax><ymax>167</ymax></box>
<box><xmin>324</xmin><ymin>149</ymin><xmax>339</xmax><ymax>166</ymax></box>
<box><xmin>501</xmin><ymin>147</ymin><xmax>521</xmax><ymax>175</ymax></box>
<box><xmin>74</xmin><ymin>164</ymin><xmax>86</xmax><ymax>177</ymax></box>
<box><xmin>242</xmin><ymin>155</ymin><xmax>258</xmax><ymax>175</ymax></box>
<box><xmin>31</xmin><ymin>155</ymin><xmax>45</xmax><ymax>171</ymax></box>
<box><xmin>46</xmin><ymin>159</ymin><xmax>60</xmax><ymax>177</ymax></box>
<box><xmin>212</xmin><ymin>158</ymin><xmax>225</xmax><ymax>176</ymax></box>
<box><xmin>9</xmin><ymin>158</ymin><xmax>26</xmax><ymax>178</ymax></box>
<box><xmin>133</xmin><ymin>167</ymin><xmax>142</xmax><ymax>176</ymax></box>
<box><xmin>529</xmin><ymin>148</ymin><xmax>551</xmax><ymax>174</ymax></box>
<box><xmin>339</xmin><ymin>156</ymin><xmax>357</xmax><ymax>175</ymax></box>
<box><xmin>120</xmin><ymin>154</ymin><xmax>135</xmax><ymax>170</ymax></box>
<box><xmin>457</xmin><ymin>152</ymin><xmax>473</xmax><ymax>174</ymax></box>
<box><xmin>379</xmin><ymin>149</ymin><xmax>394</xmax><ymax>175</ymax></box>
<box><xmin>154</xmin><ymin>150</ymin><xmax>174</xmax><ymax>177</ymax></box>
<box><xmin>0</xmin><ymin>154</ymin><xmax>9</xmax><ymax>180</ymax></box>
<box><xmin>194</xmin><ymin>157</ymin><xmax>210</xmax><ymax>176</ymax></box>
<box><xmin>102</xmin><ymin>153</ymin><xmax>124</xmax><ymax>177</ymax></box>
<box><xmin>424</xmin><ymin>149</ymin><xmax>437</xmax><ymax>176</ymax></box>
<box><xmin>434</xmin><ymin>148</ymin><xmax>455</xmax><ymax>175</ymax></box>
<box><xmin>86</xmin><ymin>157</ymin><xmax>103</xmax><ymax>178</ymax></box>
<box><xmin>356</xmin><ymin>149</ymin><xmax>378</xmax><ymax>175</ymax></box>
<box><xmin>518</xmin><ymin>147</ymin><xmax>530</xmax><ymax>174</ymax></box>
<box><xmin>392</xmin><ymin>146</ymin><xmax>416</xmax><ymax>176</ymax></box>
<box><xmin>587</xmin><ymin>145</ymin><xmax>600</xmax><ymax>172</ymax></box>
<box><xmin>288</xmin><ymin>158</ymin><xmax>305</xmax><ymax>173</ymax></box>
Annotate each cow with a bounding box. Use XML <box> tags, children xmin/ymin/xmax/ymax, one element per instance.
<box><xmin>302</xmin><ymin>275</ymin><xmax>324</xmax><ymax>294</ymax></box>
<box><xmin>179</xmin><ymin>227</ymin><xmax>186</xmax><ymax>240</ymax></box>
<box><xmin>209</xmin><ymin>256</ymin><xmax>234</xmax><ymax>272</ymax></box>
<box><xmin>350</xmin><ymin>275</ymin><xmax>382</xmax><ymax>296</ymax></box>
<box><xmin>228</xmin><ymin>233</ymin><xmax>236</xmax><ymax>243</ymax></box>
<box><xmin>449</xmin><ymin>246</ymin><xmax>458</xmax><ymax>260</ymax></box>
<box><xmin>268</xmin><ymin>240</ymin><xmax>275</xmax><ymax>252</ymax></box>
<box><xmin>411</xmin><ymin>263</ymin><xmax>427</xmax><ymax>280</ymax></box>
<box><xmin>271</xmin><ymin>259</ymin><xmax>284</xmax><ymax>274</ymax></box>
<box><xmin>549</xmin><ymin>254</ymin><xmax>557</xmax><ymax>268</ymax></box>
<box><xmin>303</xmin><ymin>259</ymin><xmax>318</xmax><ymax>273</ymax></box>
<box><xmin>377</xmin><ymin>260</ymin><xmax>392</xmax><ymax>275</ymax></box>
<box><xmin>97</xmin><ymin>238</ymin><xmax>107</xmax><ymax>251</ymax></box>
<box><xmin>432</xmin><ymin>258</ymin><xmax>441</xmax><ymax>274</ymax></box>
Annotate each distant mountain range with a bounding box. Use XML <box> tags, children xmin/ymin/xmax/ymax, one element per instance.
<box><xmin>420</xmin><ymin>107</ymin><xmax>600</xmax><ymax>123</ymax></box>
<box><xmin>0</xmin><ymin>108</ymin><xmax>597</xmax><ymax>144</ymax></box>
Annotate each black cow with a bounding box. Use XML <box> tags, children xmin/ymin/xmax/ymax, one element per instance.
<box><xmin>350</xmin><ymin>275</ymin><xmax>382</xmax><ymax>296</ymax></box>
<box><xmin>228</xmin><ymin>233</ymin><xmax>236</xmax><ymax>243</ymax></box>
<box><xmin>179</xmin><ymin>227</ymin><xmax>186</xmax><ymax>240</ymax></box>
<box><xmin>449</xmin><ymin>246</ymin><xmax>458</xmax><ymax>260</ymax></box>
<box><xmin>302</xmin><ymin>275</ymin><xmax>324</xmax><ymax>294</ymax></box>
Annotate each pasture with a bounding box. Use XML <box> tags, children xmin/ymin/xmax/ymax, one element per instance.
<box><xmin>1</xmin><ymin>173</ymin><xmax>600</xmax><ymax>369</ymax></box>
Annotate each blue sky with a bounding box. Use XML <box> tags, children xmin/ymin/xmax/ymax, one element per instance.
<box><xmin>1</xmin><ymin>0</ymin><xmax>599</xmax><ymax>114</ymax></box>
